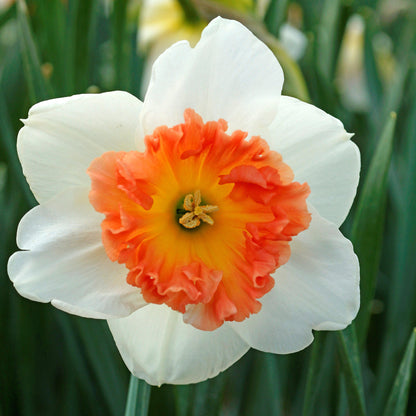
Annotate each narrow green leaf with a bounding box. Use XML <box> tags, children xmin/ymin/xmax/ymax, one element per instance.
<box><xmin>16</xmin><ymin>0</ymin><xmax>52</xmax><ymax>103</ymax></box>
<box><xmin>0</xmin><ymin>91</ymin><xmax>36</xmax><ymax>208</ymax></box>
<box><xmin>337</xmin><ymin>325</ymin><xmax>367</xmax><ymax>416</ymax></box>
<box><xmin>112</xmin><ymin>0</ymin><xmax>130</xmax><ymax>90</ymax></box>
<box><xmin>66</xmin><ymin>0</ymin><xmax>97</xmax><ymax>93</ymax></box>
<box><xmin>376</xmin><ymin>69</ymin><xmax>416</xmax><ymax>414</ymax></box>
<box><xmin>174</xmin><ymin>385</ymin><xmax>194</xmax><ymax>416</ymax></box>
<box><xmin>380</xmin><ymin>18</ymin><xmax>415</xmax><ymax>124</ymax></box>
<box><xmin>124</xmin><ymin>375</ymin><xmax>151</xmax><ymax>416</ymax></box>
<box><xmin>74</xmin><ymin>319</ymin><xmax>128</xmax><ymax>415</ymax></box>
<box><xmin>177</xmin><ymin>0</ymin><xmax>200</xmax><ymax>23</ymax></box>
<box><xmin>191</xmin><ymin>373</ymin><xmax>227</xmax><ymax>416</ymax></box>
<box><xmin>382</xmin><ymin>329</ymin><xmax>416</xmax><ymax>416</ymax></box>
<box><xmin>129</xmin><ymin>29</ymin><xmax>145</xmax><ymax>98</ymax></box>
<box><xmin>302</xmin><ymin>333</ymin><xmax>338</xmax><ymax>416</ymax></box>
<box><xmin>315</xmin><ymin>0</ymin><xmax>342</xmax><ymax>81</ymax></box>
<box><xmin>264</xmin><ymin>0</ymin><xmax>288</xmax><ymax>36</ymax></box>
<box><xmin>55</xmin><ymin>313</ymin><xmax>98</xmax><ymax>409</ymax></box>
<box><xmin>0</xmin><ymin>2</ymin><xmax>15</xmax><ymax>28</ymax></box>
<box><xmin>36</xmin><ymin>0</ymin><xmax>67</xmax><ymax>95</ymax></box>
<box><xmin>363</xmin><ymin>11</ymin><xmax>383</xmax><ymax>118</ymax></box>
<box><xmin>302</xmin><ymin>333</ymin><xmax>325</xmax><ymax>416</ymax></box>
<box><xmin>242</xmin><ymin>352</ymin><xmax>283</xmax><ymax>416</ymax></box>
<box><xmin>354</xmin><ymin>112</ymin><xmax>396</xmax><ymax>344</ymax></box>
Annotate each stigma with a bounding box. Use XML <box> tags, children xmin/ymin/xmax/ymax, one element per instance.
<box><xmin>179</xmin><ymin>190</ymin><xmax>219</xmax><ymax>229</ymax></box>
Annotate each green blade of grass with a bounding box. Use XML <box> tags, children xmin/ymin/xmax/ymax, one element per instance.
<box><xmin>0</xmin><ymin>92</ymin><xmax>36</xmax><ymax>208</ymax></box>
<box><xmin>74</xmin><ymin>319</ymin><xmax>129</xmax><ymax>416</ymax></box>
<box><xmin>315</xmin><ymin>0</ymin><xmax>341</xmax><ymax>81</ymax></box>
<box><xmin>16</xmin><ymin>0</ymin><xmax>52</xmax><ymax>103</ymax></box>
<box><xmin>382</xmin><ymin>329</ymin><xmax>416</xmax><ymax>416</ymax></box>
<box><xmin>0</xmin><ymin>2</ymin><xmax>15</xmax><ymax>28</ymax></box>
<box><xmin>337</xmin><ymin>325</ymin><xmax>367</xmax><ymax>416</ymax></box>
<box><xmin>264</xmin><ymin>0</ymin><xmax>288</xmax><ymax>36</ymax></box>
<box><xmin>191</xmin><ymin>372</ymin><xmax>228</xmax><ymax>416</ymax></box>
<box><xmin>112</xmin><ymin>0</ymin><xmax>130</xmax><ymax>90</ymax></box>
<box><xmin>54</xmin><ymin>313</ymin><xmax>102</xmax><ymax>413</ymax></box>
<box><xmin>376</xmin><ymin>69</ymin><xmax>416</xmax><ymax>414</ymax></box>
<box><xmin>302</xmin><ymin>333</ymin><xmax>325</xmax><ymax>416</ymax></box>
<box><xmin>363</xmin><ymin>10</ymin><xmax>383</xmax><ymax>120</ymax></box>
<box><xmin>174</xmin><ymin>385</ymin><xmax>194</xmax><ymax>416</ymax></box>
<box><xmin>240</xmin><ymin>352</ymin><xmax>283</xmax><ymax>416</ymax></box>
<box><xmin>36</xmin><ymin>0</ymin><xmax>67</xmax><ymax>95</ymax></box>
<box><xmin>177</xmin><ymin>0</ymin><xmax>201</xmax><ymax>23</ymax></box>
<box><xmin>66</xmin><ymin>0</ymin><xmax>97</xmax><ymax>93</ymax></box>
<box><xmin>353</xmin><ymin>112</ymin><xmax>396</xmax><ymax>345</ymax></box>
<box><xmin>124</xmin><ymin>375</ymin><xmax>151</xmax><ymax>416</ymax></box>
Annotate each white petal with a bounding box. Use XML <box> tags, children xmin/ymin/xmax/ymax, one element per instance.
<box><xmin>142</xmin><ymin>17</ymin><xmax>283</xmax><ymax>137</ymax></box>
<box><xmin>229</xmin><ymin>206</ymin><xmax>359</xmax><ymax>354</ymax></box>
<box><xmin>269</xmin><ymin>96</ymin><xmax>360</xmax><ymax>226</ymax></box>
<box><xmin>8</xmin><ymin>190</ymin><xmax>145</xmax><ymax>319</ymax></box>
<box><xmin>108</xmin><ymin>304</ymin><xmax>249</xmax><ymax>385</ymax></box>
<box><xmin>18</xmin><ymin>91</ymin><xmax>143</xmax><ymax>204</ymax></box>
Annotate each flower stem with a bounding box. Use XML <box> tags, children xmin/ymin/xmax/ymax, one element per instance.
<box><xmin>124</xmin><ymin>375</ymin><xmax>151</xmax><ymax>416</ymax></box>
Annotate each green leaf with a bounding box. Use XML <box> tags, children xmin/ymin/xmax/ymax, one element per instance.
<box><xmin>241</xmin><ymin>352</ymin><xmax>283</xmax><ymax>416</ymax></box>
<box><xmin>74</xmin><ymin>319</ymin><xmax>129</xmax><ymax>415</ymax></box>
<box><xmin>363</xmin><ymin>11</ymin><xmax>383</xmax><ymax>118</ymax></box>
<box><xmin>376</xmin><ymin>69</ymin><xmax>416</xmax><ymax>413</ymax></box>
<box><xmin>0</xmin><ymin>2</ymin><xmax>15</xmax><ymax>29</ymax></box>
<box><xmin>382</xmin><ymin>329</ymin><xmax>416</xmax><ymax>416</ymax></box>
<box><xmin>54</xmin><ymin>313</ymin><xmax>100</xmax><ymax>410</ymax></box>
<box><xmin>0</xmin><ymin>91</ymin><xmax>36</xmax><ymax>208</ymax></box>
<box><xmin>177</xmin><ymin>0</ymin><xmax>201</xmax><ymax>23</ymax></box>
<box><xmin>36</xmin><ymin>0</ymin><xmax>67</xmax><ymax>95</ymax></box>
<box><xmin>66</xmin><ymin>0</ymin><xmax>98</xmax><ymax>93</ymax></box>
<box><xmin>264</xmin><ymin>0</ymin><xmax>288</xmax><ymax>36</ymax></box>
<box><xmin>191</xmin><ymin>373</ymin><xmax>227</xmax><ymax>416</ymax></box>
<box><xmin>16</xmin><ymin>0</ymin><xmax>53</xmax><ymax>103</ymax></box>
<box><xmin>315</xmin><ymin>0</ymin><xmax>342</xmax><ymax>81</ymax></box>
<box><xmin>302</xmin><ymin>333</ymin><xmax>325</xmax><ymax>416</ymax></box>
<box><xmin>302</xmin><ymin>333</ymin><xmax>338</xmax><ymax>416</ymax></box>
<box><xmin>174</xmin><ymin>385</ymin><xmax>194</xmax><ymax>416</ymax></box>
<box><xmin>337</xmin><ymin>325</ymin><xmax>367</xmax><ymax>416</ymax></box>
<box><xmin>124</xmin><ymin>375</ymin><xmax>151</xmax><ymax>416</ymax></box>
<box><xmin>112</xmin><ymin>0</ymin><xmax>130</xmax><ymax>90</ymax></box>
<box><xmin>353</xmin><ymin>112</ymin><xmax>396</xmax><ymax>345</ymax></box>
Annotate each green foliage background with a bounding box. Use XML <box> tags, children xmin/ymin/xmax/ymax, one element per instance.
<box><xmin>0</xmin><ymin>0</ymin><xmax>415</xmax><ymax>415</ymax></box>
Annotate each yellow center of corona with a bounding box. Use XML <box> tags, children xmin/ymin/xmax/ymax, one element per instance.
<box><xmin>179</xmin><ymin>190</ymin><xmax>219</xmax><ymax>229</ymax></box>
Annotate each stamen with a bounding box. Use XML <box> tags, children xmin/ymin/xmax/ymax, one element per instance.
<box><xmin>179</xmin><ymin>190</ymin><xmax>218</xmax><ymax>229</ymax></box>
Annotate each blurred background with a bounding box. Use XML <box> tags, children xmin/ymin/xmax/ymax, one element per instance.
<box><xmin>0</xmin><ymin>0</ymin><xmax>415</xmax><ymax>415</ymax></box>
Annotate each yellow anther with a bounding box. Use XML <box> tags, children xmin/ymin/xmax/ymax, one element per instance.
<box><xmin>179</xmin><ymin>190</ymin><xmax>218</xmax><ymax>229</ymax></box>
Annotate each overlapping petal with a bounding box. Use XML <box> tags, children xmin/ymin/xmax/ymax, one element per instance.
<box><xmin>108</xmin><ymin>304</ymin><xmax>249</xmax><ymax>385</ymax></box>
<box><xmin>8</xmin><ymin>190</ymin><xmax>145</xmax><ymax>318</ymax></box>
<box><xmin>268</xmin><ymin>96</ymin><xmax>360</xmax><ymax>226</ymax></box>
<box><xmin>142</xmin><ymin>16</ymin><xmax>284</xmax><ymax>138</ymax></box>
<box><xmin>17</xmin><ymin>91</ymin><xmax>143</xmax><ymax>204</ymax></box>
<box><xmin>229</xmin><ymin>206</ymin><xmax>359</xmax><ymax>353</ymax></box>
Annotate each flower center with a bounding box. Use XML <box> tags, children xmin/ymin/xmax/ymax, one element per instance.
<box><xmin>87</xmin><ymin>108</ymin><xmax>311</xmax><ymax>331</ymax></box>
<box><xmin>178</xmin><ymin>190</ymin><xmax>219</xmax><ymax>229</ymax></box>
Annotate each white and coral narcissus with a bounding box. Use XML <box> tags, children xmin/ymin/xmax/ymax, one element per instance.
<box><xmin>8</xmin><ymin>17</ymin><xmax>360</xmax><ymax>386</ymax></box>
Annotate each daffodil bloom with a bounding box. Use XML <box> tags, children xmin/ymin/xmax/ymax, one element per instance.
<box><xmin>8</xmin><ymin>17</ymin><xmax>360</xmax><ymax>385</ymax></box>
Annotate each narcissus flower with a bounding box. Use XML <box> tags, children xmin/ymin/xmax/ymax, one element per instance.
<box><xmin>8</xmin><ymin>17</ymin><xmax>360</xmax><ymax>386</ymax></box>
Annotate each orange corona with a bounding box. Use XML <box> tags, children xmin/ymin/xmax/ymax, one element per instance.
<box><xmin>87</xmin><ymin>109</ymin><xmax>311</xmax><ymax>330</ymax></box>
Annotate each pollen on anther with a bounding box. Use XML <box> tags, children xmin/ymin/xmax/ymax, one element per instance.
<box><xmin>179</xmin><ymin>190</ymin><xmax>218</xmax><ymax>229</ymax></box>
